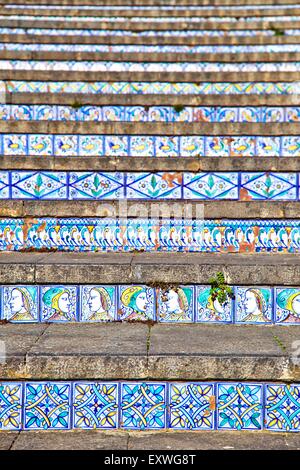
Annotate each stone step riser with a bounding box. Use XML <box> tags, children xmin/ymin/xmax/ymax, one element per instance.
<box><xmin>2</xmin><ymin>0</ymin><xmax>298</xmax><ymax>6</ymax></box>
<box><xmin>0</xmin><ymin>380</ymin><xmax>297</xmax><ymax>433</ymax></box>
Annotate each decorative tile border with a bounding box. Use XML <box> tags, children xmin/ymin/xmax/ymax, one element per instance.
<box><xmin>0</xmin><ymin>171</ymin><xmax>298</xmax><ymax>201</ymax></box>
<box><xmin>1</xmin><ymin>134</ymin><xmax>300</xmax><ymax>157</ymax></box>
<box><xmin>2</xmin><ymin>284</ymin><xmax>300</xmax><ymax>324</ymax></box>
<box><xmin>1</xmin><ymin>60</ymin><xmax>299</xmax><ymax>72</ymax></box>
<box><xmin>0</xmin><ymin>218</ymin><xmax>299</xmax><ymax>252</ymax></box>
<box><xmin>0</xmin><ymin>27</ymin><xmax>288</xmax><ymax>37</ymax></box>
<box><xmin>5</xmin><ymin>80</ymin><xmax>298</xmax><ymax>95</ymax></box>
<box><xmin>2</xmin><ymin>44</ymin><xmax>300</xmax><ymax>54</ymax></box>
<box><xmin>2</xmin><ymin>105</ymin><xmax>300</xmax><ymax>123</ymax></box>
<box><xmin>0</xmin><ymin>381</ymin><xmax>299</xmax><ymax>432</ymax></box>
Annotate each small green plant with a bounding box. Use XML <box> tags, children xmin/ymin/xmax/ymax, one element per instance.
<box><xmin>70</xmin><ymin>100</ymin><xmax>83</xmax><ymax>110</ymax></box>
<box><xmin>270</xmin><ymin>26</ymin><xmax>285</xmax><ymax>36</ymax></box>
<box><xmin>208</xmin><ymin>272</ymin><xmax>234</xmax><ymax>305</ymax></box>
<box><xmin>173</xmin><ymin>105</ymin><xmax>185</xmax><ymax>114</ymax></box>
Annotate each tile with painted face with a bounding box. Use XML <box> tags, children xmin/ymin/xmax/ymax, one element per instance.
<box><xmin>235</xmin><ymin>287</ymin><xmax>273</xmax><ymax>323</ymax></box>
<box><xmin>2</xmin><ymin>285</ymin><xmax>38</xmax><ymax>322</ymax></box>
<box><xmin>158</xmin><ymin>286</ymin><xmax>194</xmax><ymax>322</ymax></box>
<box><xmin>118</xmin><ymin>285</ymin><xmax>155</xmax><ymax>321</ymax></box>
<box><xmin>196</xmin><ymin>286</ymin><xmax>233</xmax><ymax>323</ymax></box>
<box><xmin>34</xmin><ymin>105</ymin><xmax>56</xmax><ymax>121</ymax></box>
<box><xmin>40</xmin><ymin>285</ymin><xmax>78</xmax><ymax>322</ymax></box>
<box><xmin>80</xmin><ymin>285</ymin><xmax>116</xmax><ymax>322</ymax></box>
<box><xmin>275</xmin><ymin>288</ymin><xmax>300</xmax><ymax>324</ymax></box>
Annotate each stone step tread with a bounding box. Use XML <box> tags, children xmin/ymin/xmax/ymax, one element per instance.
<box><xmin>1</xmin><ymin>70</ymin><xmax>298</xmax><ymax>82</ymax></box>
<box><xmin>0</xmin><ymin>252</ymin><xmax>299</xmax><ymax>285</ymax></box>
<box><xmin>0</xmin><ymin>323</ymin><xmax>299</xmax><ymax>380</ymax></box>
<box><xmin>1</xmin><ymin>19</ymin><xmax>300</xmax><ymax>31</ymax></box>
<box><xmin>1</xmin><ymin>121</ymin><xmax>300</xmax><ymax>134</ymax></box>
<box><xmin>2</xmin><ymin>0</ymin><xmax>298</xmax><ymax>6</ymax></box>
<box><xmin>0</xmin><ymin>429</ymin><xmax>299</xmax><ymax>450</ymax></box>
<box><xmin>6</xmin><ymin>94</ymin><xmax>300</xmax><ymax>107</ymax></box>
<box><xmin>2</xmin><ymin>50</ymin><xmax>300</xmax><ymax>61</ymax></box>
<box><xmin>1</xmin><ymin>156</ymin><xmax>298</xmax><ymax>171</ymax></box>
<box><xmin>2</xmin><ymin>35</ymin><xmax>300</xmax><ymax>46</ymax></box>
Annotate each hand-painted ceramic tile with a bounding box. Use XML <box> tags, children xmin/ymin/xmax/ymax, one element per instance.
<box><xmin>80</xmin><ymin>285</ymin><xmax>116</xmax><ymax>322</ymax></box>
<box><xmin>54</xmin><ymin>135</ymin><xmax>77</xmax><ymax>156</ymax></box>
<box><xmin>81</xmin><ymin>106</ymin><xmax>102</xmax><ymax>121</ymax></box>
<box><xmin>193</xmin><ymin>107</ymin><xmax>214</xmax><ymax>123</ymax></box>
<box><xmin>239</xmin><ymin>107</ymin><xmax>260</xmax><ymax>123</ymax></box>
<box><xmin>34</xmin><ymin>105</ymin><xmax>56</xmax><ymax>121</ymax></box>
<box><xmin>120</xmin><ymin>382</ymin><xmax>166</xmax><ymax>430</ymax></box>
<box><xmin>195</xmin><ymin>286</ymin><xmax>233</xmax><ymax>323</ymax></box>
<box><xmin>282</xmin><ymin>136</ymin><xmax>300</xmax><ymax>157</ymax></box>
<box><xmin>69</xmin><ymin>172</ymin><xmax>123</xmax><ymax>200</ymax></box>
<box><xmin>73</xmin><ymin>382</ymin><xmax>118</xmax><ymax>429</ymax></box>
<box><xmin>11</xmin><ymin>105</ymin><xmax>32</xmax><ymax>120</ymax></box>
<box><xmin>130</xmin><ymin>136</ymin><xmax>155</xmax><ymax>157</ymax></box>
<box><xmin>172</xmin><ymin>107</ymin><xmax>193</xmax><ymax>122</ymax></box>
<box><xmin>118</xmin><ymin>285</ymin><xmax>155</xmax><ymax>321</ymax></box>
<box><xmin>148</xmin><ymin>106</ymin><xmax>170</xmax><ymax>122</ymax></box>
<box><xmin>264</xmin><ymin>107</ymin><xmax>285</xmax><ymax>122</ymax></box>
<box><xmin>0</xmin><ymin>172</ymin><xmax>9</xmax><ymax>199</ymax></box>
<box><xmin>257</xmin><ymin>137</ymin><xmax>281</xmax><ymax>157</ymax></box>
<box><xmin>24</xmin><ymin>382</ymin><xmax>71</xmax><ymax>430</ymax></box>
<box><xmin>169</xmin><ymin>383</ymin><xmax>214</xmax><ymax>430</ymax></box>
<box><xmin>79</xmin><ymin>135</ymin><xmax>103</xmax><ymax>156</ymax></box>
<box><xmin>158</xmin><ymin>286</ymin><xmax>194</xmax><ymax>322</ymax></box>
<box><xmin>126</xmin><ymin>173</ymin><xmax>181</xmax><ymax>199</ymax></box>
<box><xmin>3</xmin><ymin>134</ymin><xmax>27</xmax><ymax>155</ymax></box>
<box><xmin>216</xmin><ymin>107</ymin><xmax>239</xmax><ymax>122</ymax></box>
<box><xmin>286</xmin><ymin>108</ymin><xmax>300</xmax><ymax>122</ymax></box>
<box><xmin>183</xmin><ymin>173</ymin><xmax>238</xmax><ymax>200</ymax></box>
<box><xmin>265</xmin><ymin>384</ymin><xmax>300</xmax><ymax>432</ymax></box>
<box><xmin>2</xmin><ymin>286</ymin><xmax>38</xmax><ymax>322</ymax></box>
<box><xmin>0</xmin><ymin>383</ymin><xmax>22</xmax><ymax>430</ymax></box>
<box><xmin>206</xmin><ymin>137</ymin><xmax>231</xmax><ymax>157</ymax></box>
<box><xmin>105</xmin><ymin>135</ymin><xmax>128</xmax><ymax>156</ymax></box>
<box><xmin>11</xmin><ymin>172</ymin><xmax>67</xmax><ymax>199</ymax></box>
<box><xmin>155</xmin><ymin>136</ymin><xmax>179</xmax><ymax>157</ymax></box>
<box><xmin>57</xmin><ymin>106</ymin><xmax>77</xmax><ymax>121</ymax></box>
<box><xmin>40</xmin><ymin>286</ymin><xmax>78</xmax><ymax>322</ymax></box>
<box><xmin>230</xmin><ymin>136</ymin><xmax>255</xmax><ymax>157</ymax></box>
<box><xmin>126</xmin><ymin>106</ymin><xmax>147</xmax><ymax>122</ymax></box>
<box><xmin>0</xmin><ymin>105</ymin><xmax>10</xmax><ymax>120</ymax></box>
<box><xmin>240</xmin><ymin>173</ymin><xmax>297</xmax><ymax>200</ymax></box>
<box><xmin>180</xmin><ymin>136</ymin><xmax>204</xmax><ymax>157</ymax></box>
<box><xmin>235</xmin><ymin>287</ymin><xmax>272</xmax><ymax>323</ymax></box>
<box><xmin>28</xmin><ymin>134</ymin><xmax>53</xmax><ymax>156</ymax></box>
<box><xmin>217</xmin><ymin>383</ymin><xmax>263</xmax><ymax>430</ymax></box>
<box><xmin>275</xmin><ymin>288</ymin><xmax>300</xmax><ymax>324</ymax></box>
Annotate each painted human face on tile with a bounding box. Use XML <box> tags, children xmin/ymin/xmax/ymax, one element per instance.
<box><xmin>235</xmin><ymin>287</ymin><xmax>272</xmax><ymax>323</ymax></box>
<box><xmin>3</xmin><ymin>286</ymin><xmax>38</xmax><ymax>322</ymax></box>
<box><xmin>41</xmin><ymin>286</ymin><xmax>77</xmax><ymax>322</ymax></box>
<box><xmin>275</xmin><ymin>288</ymin><xmax>300</xmax><ymax>324</ymax></box>
<box><xmin>158</xmin><ymin>287</ymin><xmax>193</xmax><ymax>322</ymax></box>
<box><xmin>196</xmin><ymin>286</ymin><xmax>233</xmax><ymax>323</ymax></box>
<box><xmin>118</xmin><ymin>286</ymin><xmax>155</xmax><ymax>321</ymax></box>
<box><xmin>81</xmin><ymin>285</ymin><xmax>115</xmax><ymax>321</ymax></box>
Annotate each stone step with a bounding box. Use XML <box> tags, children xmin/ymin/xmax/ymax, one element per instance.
<box><xmin>2</xmin><ymin>34</ymin><xmax>300</xmax><ymax>46</ymax></box>
<box><xmin>0</xmin><ymin>429</ymin><xmax>299</xmax><ymax>450</ymax></box>
<box><xmin>2</xmin><ymin>0</ymin><xmax>299</xmax><ymax>6</ymax></box>
<box><xmin>1</xmin><ymin>19</ymin><xmax>300</xmax><ymax>31</ymax></box>
<box><xmin>0</xmin><ymin>252</ymin><xmax>299</xmax><ymax>285</ymax></box>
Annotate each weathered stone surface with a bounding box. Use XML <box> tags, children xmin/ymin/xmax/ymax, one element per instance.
<box><xmin>1</xmin><ymin>0</ymin><xmax>296</xmax><ymax>6</ymax></box>
<box><xmin>0</xmin><ymin>433</ymin><xmax>19</xmax><ymax>450</ymax></box>
<box><xmin>0</xmin><ymin>252</ymin><xmax>300</xmax><ymax>285</ymax></box>
<box><xmin>0</xmin><ymin>323</ymin><xmax>299</xmax><ymax>381</ymax></box>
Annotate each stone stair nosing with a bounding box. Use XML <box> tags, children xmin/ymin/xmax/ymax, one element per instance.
<box><xmin>2</xmin><ymin>0</ymin><xmax>300</xmax><ymax>6</ymax></box>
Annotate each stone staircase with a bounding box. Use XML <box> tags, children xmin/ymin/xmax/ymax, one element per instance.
<box><xmin>0</xmin><ymin>0</ymin><xmax>300</xmax><ymax>450</ymax></box>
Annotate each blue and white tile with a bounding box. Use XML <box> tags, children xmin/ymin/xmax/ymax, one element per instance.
<box><xmin>126</xmin><ymin>106</ymin><xmax>147</xmax><ymax>122</ymax></box>
<box><xmin>265</xmin><ymin>384</ymin><xmax>300</xmax><ymax>432</ymax></box>
<box><xmin>158</xmin><ymin>286</ymin><xmax>194</xmax><ymax>322</ymax></box>
<box><xmin>263</xmin><ymin>107</ymin><xmax>285</xmax><ymax>122</ymax></box>
<box><xmin>275</xmin><ymin>288</ymin><xmax>300</xmax><ymax>324</ymax></box>
<box><xmin>40</xmin><ymin>285</ymin><xmax>78</xmax><ymax>322</ymax></box>
<box><xmin>239</xmin><ymin>107</ymin><xmax>261</xmax><ymax>123</ymax></box>
<box><xmin>2</xmin><ymin>285</ymin><xmax>38</xmax><ymax>322</ymax></box>
<box><xmin>11</xmin><ymin>172</ymin><xmax>67</xmax><ymax>199</ymax></box>
<box><xmin>79</xmin><ymin>135</ymin><xmax>103</xmax><ymax>156</ymax></box>
<box><xmin>3</xmin><ymin>134</ymin><xmax>27</xmax><ymax>155</ymax></box>
<box><xmin>155</xmin><ymin>136</ymin><xmax>179</xmax><ymax>157</ymax></box>
<box><xmin>126</xmin><ymin>173</ymin><xmax>181</xmax><ymax>199</ymax></box>
<box><xmin>73</xmin><ymin>382</ymin><xmax>118</xmax><ymax>429</ymax></box>
<box><xmin>28</xmin><ymin>134</ymin><xmax>53</xmax><ymax>156</ymax></box>
<box><xmin>103</xmin><ymin>106</ymin><xmax>124</xmax><ymax>122</ymax></box>
<box><xmin>240</xmin><ymin>173</ymin><xmax>297</xmax><ymax>200</ymax></box>
<box><xmin>148</xmin><ymin>106</ymin><xmax>170</xmax><ymax>122</ymax></box>
<box><xmin>80</xmin><ymin>285</ymin><xmax>116</xmax><ymax>322</ymax></box>
<box><xmin>0</xmin><ymin>172</ymin><xmax>10</xmax><ymax>199</ymax></box>
<box><xmin>282</xmin><ymin>136</ymin><xmax>300</xmax><ymax>157</ymax></box>
<box><xmin>183</xmin><ymin>173</ymin><xmax>238</xmax><ymax>200</ymax></box>
<box><xmin>0</xmin><ymin>382</ymin><xmax>22</xmax><ymax>430</ymax></box>
<box><xmin>54</xmin><ymin>135</ymin><xmax>78</xmax><ymax>156</ymax></box>
<box><xmin>105</xmin><ymin>135</ymin><xmax>128</xmax><ymax>156</ymax></box>
<box><xmin>230</xmin><ymin>136</ymin><xmax>255</xmax><ymax>157</ymax></box>
<box><xmin>57</xmin><ymin>105</ymin><xmax>77</xmax><ymax>121</ymax></box>
<box><xmin>195</xmin><ymin>286</ymin><xmax>233</xmax><ymax>323</ymax></box>
<box><xmin>118</xmin><ymin>285</ymin><xmax>155</xmax><ymax>321</ymax></box>
<box><xmin>217</xmin><ymin>383</ymin><xmax>263</xmax><ymax>430</ymax></box>
<box><xmin>180</xmin><ymin>136</ymin><xmax>204</xmax><ymax>157</ymax></box>
<box><xmin>216</xmin><ymin>107</ymin><xmax>239</xmax><ymax>122</ymax></box>
<box><xmin>120</xmin><ymin>382</ymin><xmax>166</xmax><ymax>430</ymax></box>
<box><xmin>193</xmin><ymin>107</ymin><xmax>214</xmax><ymax>123</ymax></box>
<box><xmin>130</xmin><ymin>136</ymin><xmax>155</xmax><ymax>157</ymax></box>
<box><xmin>24</xmin><ymin>382</ymin><xmax>71</xmax><ymax>430</ymax></box>
<box><xmin>257</xmin><ymin>137</ymin><xmax>281</xmax><ymax>157</ymax></box>
<box><xmin>169</xmin><ymin>383</ymin><xmax>215</xmax><ymax>430</ymax></box>
<box><xmin>0</xmin><ymin>104</ymin><xmax>10</xmax><ymax>120</ymax></box>
<box><xmin>205</xmin><ymin>137</ymin><xmax>231</xmax><ymax>157</ymax></box>
<box><xmin>34</xmin><ymin>105</ymin><xmax>57</xmax><ymax>121</ymax></box>
<box><xmin>235</xmin><ymin>287</ymin><xmax>273</xmax><ymax>324</ymax></box>
<box><xmin>11</xmin><ymin>105</ymin><xmax>33</xmax><ymax>120</ymax></box>
<box><xmin>81</xmin><ymin>106</ymin><xmax>103</xmax><ymax>121</ymax></box>
<box><xmin>69</xmin><ymin>172</ymin><xmax>124</xmax><ymax>200</ymax></box>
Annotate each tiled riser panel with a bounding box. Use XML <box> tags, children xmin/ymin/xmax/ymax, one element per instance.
<box><xmin>2</xmin><ymin>105</ymin><xmax>300</xmax><ymax>123</ymax></box>
<box><xmin>0</xmin><ymin>28</ymin><xmax>297</xmax><ymax>37</ymax></box>
<box><xmin>0</xmin><ymin>219</ymin><xmax>300</xmax><ymax>253</ymax></box>
<box><xmin>4</xmin><ymin>5</ymin><xmax>300</xmax><ymax>11</ymax></box>
<box><xmin>2</xmin><ymin>284</ymin><xmax>300</xmax><ymax>324</ymax></box>
<box><xmin>4</xmin><ymin>81</ymin><xmax>298</xmax><ymax>95</ymax></box>
<box><xmin>0</xmin><ymin>171</ymin><xmax>298</xmax><ymax>201</ymax></box>
<box><xmin>2</xmin><ymin>61</ymin><xmax>300</xmax><ymax>72</ymax></box>
<box><xmin>3</xmin><ymin>45</ymin><xmax>300</xmax><ymax>54</ymax></box>
<box><xmin>1</xmin><ymin>135</ymin><xmax>300</xmax><ymax>157</ymax></box>
<box><xmin>0</xmin><ymin>381</ymin><xmax>299</xmax><ymax>432</ymax></box>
